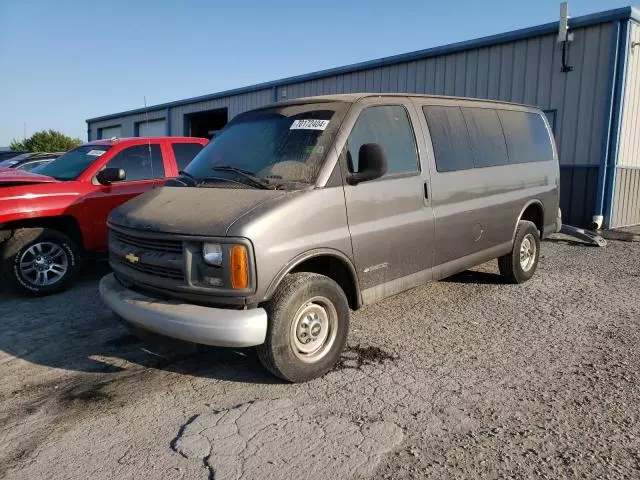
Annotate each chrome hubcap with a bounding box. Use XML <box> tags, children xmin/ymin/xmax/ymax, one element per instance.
<box><xmin>290</xmin><ymin>296</ymin><xmax>338</xmax><ymax>363</ymax></box>
<box><xmin>519</xmin><ymin>234</ymin><xmax>537</xmax><ymax>272</ymax></box>
<box><xmin>19</xmin><ymin>242</ymin><xmax>68</xmax><ymax>286</ymax></box>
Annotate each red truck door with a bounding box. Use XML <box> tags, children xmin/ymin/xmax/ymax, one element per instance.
<box><xmin>81</xmin><ymin>142</ymin><xmax>168</xmax><ymax>251</ymax></box>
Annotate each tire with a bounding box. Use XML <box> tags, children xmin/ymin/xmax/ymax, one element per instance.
<box><xmin>256</xmin><ymin>272</ymin><xmax>350</xmax><ymax>383</ymax></box>
<box><xmin>498</xmin><ymin>220</ymin><xmax>540</xmax><ymax>284</ymax></box>
<box><xmin>1</xmin><ymin>228</ymin><xmax>81</xmax><ymax>296</ymax></box>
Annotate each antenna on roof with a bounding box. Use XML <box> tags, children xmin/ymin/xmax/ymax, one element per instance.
<box><xmin>558</xmin><ymin>2</ymin><xmax>574</xmax><ymax>73</ymax></box>
<box><xmin>143</xmin><ymin>95</ymin><xmax>154</xmax><ymax>180</ymax></box>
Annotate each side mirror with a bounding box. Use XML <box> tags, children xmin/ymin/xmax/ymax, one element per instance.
<box><xmin>96</xmin><ymin>167</ymin><xmax>126</xmax><ymax>186</ymax></box>
<box><xmin>346</xmin><ymin>143</ymin><xmax>387</xmax><ymax>185</ymax></box>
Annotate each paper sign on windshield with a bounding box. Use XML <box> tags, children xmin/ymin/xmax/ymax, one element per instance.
<box><xmin>87</xmin><ymin>150</ymin><xmax>106</xmax><ymax>156</ymax></box>
<box><xmin>290</xmin><ymin>119</ymin><xmax>330</xmax><ymax>130</ymax></box>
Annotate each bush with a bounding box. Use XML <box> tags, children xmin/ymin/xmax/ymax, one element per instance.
<box><xmin>10</xmin><ymin>130</ymin><xmax>82</xmax><ymax>153</ymax></box>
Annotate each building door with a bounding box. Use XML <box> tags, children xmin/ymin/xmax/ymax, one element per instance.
<box><xmin>137</xmin><ymin>119</ymin><xmax>166</xmax><ymax>137</ymax></box>
<box><xmin>99</xmin><ymin>126</ymin><xmax>122</xmax><ymax>139</ymax></box>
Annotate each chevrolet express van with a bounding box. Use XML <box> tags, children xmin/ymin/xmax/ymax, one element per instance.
<box><xmin>99</xmin><ymin>94</ymin><xmax>560</xmax><ymax>382</ymax></box>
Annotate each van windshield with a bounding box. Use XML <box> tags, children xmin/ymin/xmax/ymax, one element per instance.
<box><xmin>36</xmin><ymin>145</ymin><xmax>111</xmax><ymax>180</ymax></box>
<box><xmin>183</xmin><ymin>102</ymin><xmax>348</xmax><ymax>187</ymax></box>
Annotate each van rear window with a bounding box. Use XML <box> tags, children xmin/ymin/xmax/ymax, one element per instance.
<box><xmin>497</xmin><ymin>110</ymin><xmax>554</xmax><ymax>164</ymax></box>
<box><xmin>461</xmin><ymin>107</ymin><xmax>509</xmax><ymax>168</ymax></box>
<box><xmin>424</xmin><ymin>105</ymin><xmax>554</xmax><ymax>173</ymax></box>
<box><xmin>423</xmin><ymin>106</ymin><xmax>474</xmax><ymax>172</ymax></box>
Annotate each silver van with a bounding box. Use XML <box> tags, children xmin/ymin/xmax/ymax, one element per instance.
<box><xmin>99</xmin><ymin>94</ymin><xmax>560</xmax><ymax>382</ymax></box>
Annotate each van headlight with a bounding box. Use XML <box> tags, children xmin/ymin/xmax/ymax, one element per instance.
<box><xmin>203</xmin><ymin>243</ymin><xmax>223</xmax><ymax>266</ymax></box>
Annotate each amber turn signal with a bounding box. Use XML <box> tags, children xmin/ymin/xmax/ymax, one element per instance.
<box><xmin>230</xmin><ymin>245</ymin><xmax>249</xmax><ymax>289</ymax></box>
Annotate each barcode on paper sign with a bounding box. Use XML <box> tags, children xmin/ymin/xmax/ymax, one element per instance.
<box><xmin>290</xmin><ymin>119</ymin><xmax>330</xmax><ymax>130</ymax></box>
<box><xmin>87</xmin><ymin>150</ymin><xmax>107</xmax><ymax>157</ymax></box>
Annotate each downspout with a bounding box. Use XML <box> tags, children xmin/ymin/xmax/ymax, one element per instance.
<box><xmin>604</xmin><ymin>20</ymin><xmax>631</xmax><ymax>229</ymax></box>
<box><xmin>165</xmin><ymin>107</ymin><xmax>172</xmax><ymax>135</ymax></box>
<box><xmin>593</xmin><ymin>21</ymin><xmax>621</xmax><ymax>229</ymax></box>
<box><xmin>86</xmin><ymin>122</ymin><xmax>91</xmax><ymax>142</ymax></box>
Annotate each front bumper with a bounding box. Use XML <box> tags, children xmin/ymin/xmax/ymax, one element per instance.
<box><xmin>99</xmin><ymin>273</ymin><xmax>267</xmax><ymax>347</ymax></box>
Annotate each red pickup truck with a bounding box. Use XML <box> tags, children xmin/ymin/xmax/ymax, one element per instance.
<box><xmin>0</xmin><ymin>136</ymin><xmax>207</xmax><ymax>296</ymax></box>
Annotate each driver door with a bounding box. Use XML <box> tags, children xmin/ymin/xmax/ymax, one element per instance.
<box><xmin>341</xmin><ymin>101</ymin><xmax>435</xmax><ymax>304</ymax></box>
<box><xmin>83</xmin><ymin>143</ymin><xmax>166</xmax><ymax>251</ymax></box>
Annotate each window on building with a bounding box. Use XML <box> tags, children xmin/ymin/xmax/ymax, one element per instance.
<box><xmin>423</xmin><ymin>105</ymin><xmax>474</xmax><ymax>172</ymax></box>
<box><xmin>497</xmin><ymin>110</ymin><xmax>554</xmax><ymax>164</ymax></box>
<box><xmin>346</xmin><ymin>105</ymin><xmax>419</xmax><ymax>176</ymax></box>
<box><xmin>172</xmin><ymin>143</ymin><xmax>204</xmax><ymax>171</ymax></box>
<box><xmin>543</xmin><ymin>109</ymin><xmax>557</xmax><ymax>134</ymax></box>
<box><xmin>105</xmin><ymin>144</ymin><xmax>165</xmax><ymax>181</ymax></box>
<box><xmin>461</xmin><ymin>107</ymin><xmax>509</xmax><ymax>168</ymax></box>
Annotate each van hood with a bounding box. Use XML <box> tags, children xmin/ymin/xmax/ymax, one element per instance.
<box><xmin>0</xmin><ymin>168</ymin><xmax>59</xmax><ymax>186</ymax></box>
<box><xmin>109</xmin><ymin>186</ymin><xmax>287</xmax><ymax>236</ymax></box>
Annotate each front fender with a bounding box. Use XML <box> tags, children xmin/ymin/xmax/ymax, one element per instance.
<box><xmin>263</xmin><ymin>248</ymin><xmax>361</xmax><ymax>308</ymax></box>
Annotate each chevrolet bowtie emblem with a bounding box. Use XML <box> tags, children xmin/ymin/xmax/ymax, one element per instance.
<box><xmin>125</xmin><ymin>253</ymin><xmax>140</xmax><ymax>264</ymax></box>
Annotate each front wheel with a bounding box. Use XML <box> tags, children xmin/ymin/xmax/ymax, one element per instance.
<box><xmin>1</xmin><ymin>228</ymin><xmax>81</xmax><ymax>296</ymax></box>
<box><xmin>256</xmin><ymin>272</ymin><xmax>350</xmax><ymax>382</ymax></box>
<box><xmin>498</xmin><ymin>220</ymin><xmax>540</xmax><ymax>284</ymax></box>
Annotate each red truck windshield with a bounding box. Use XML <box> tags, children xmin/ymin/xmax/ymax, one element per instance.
<box><xmin>36</xmin><ymin>145</ymin><xmax>112</xmax><ymax>180</ymax></box>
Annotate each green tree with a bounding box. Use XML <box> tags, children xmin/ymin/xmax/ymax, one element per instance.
<box><xmin>10</xmin><ymin>129</ymin><xmax>82</xmax><ymax>152</ymax></box>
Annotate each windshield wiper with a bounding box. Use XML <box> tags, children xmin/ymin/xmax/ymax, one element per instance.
<box><xmin>211</xmin><ymin>165</ymin><xmax>274</xmax><ymax>190</ymax></box>
<box><xmin>171</xmin><ymin>170</ymin><xmax>198</xmax><ymax>186</ymax></box>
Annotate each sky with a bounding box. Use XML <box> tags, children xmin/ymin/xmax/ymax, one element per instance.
<box><xmin>0</xmin><ymin>0</ymin><xmax>631</xmax><ymax>145</ymax></box>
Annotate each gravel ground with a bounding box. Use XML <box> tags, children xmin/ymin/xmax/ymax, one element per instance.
<box><xmin>0</xmin><ymin>238</ymin><xmax>639</xmax><ymax>480</ymax></box>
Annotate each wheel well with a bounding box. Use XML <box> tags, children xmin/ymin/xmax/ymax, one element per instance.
<box><xmin>0</xmin><ymin>216</ymin><xmax>84</xmax><ymax>251</ymax></box>
<box><xmin>290</xmin><ymin>255</ymin><xmax>360</xmax><ymax>310</ymax></box>
<box><xmin>520</xmin><ymin>203</ymin><xmax>544</xmax><ymax>236</ymax></box>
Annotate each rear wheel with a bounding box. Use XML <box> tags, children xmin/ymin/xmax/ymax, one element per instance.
<box><xmin>257</xmin><ymin>272</ymin><xmax>350</xmax><ymax>382</ymax></box>
<box><xmin>498</xmin><ymin>220</ymin><xmax>540</xmax><ymax>284</ymax></box>
<box><xmin>1</xmin><ymin>228</ymin><xmax>81</xmax><ymax>296</ymax></box>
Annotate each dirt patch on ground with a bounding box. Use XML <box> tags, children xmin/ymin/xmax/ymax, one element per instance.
<box><xmin>337</xmin><ymin>344</ymin><xmax>398</xmax><ymax>370</ymax></box>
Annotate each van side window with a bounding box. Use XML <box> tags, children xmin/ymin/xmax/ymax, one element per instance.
<box><xmin>105</xmin><ymin>144</ymin><xmax>165</xmax><ymax>181</ymax></box>
<box><xmin>347</xmin><ymin>105</ymin><xmax>419</xmax><ymax>175</ymax></box>
<box><xmin>497</xmin><ymin>110</ymin><xmax>554</xmax><ymax>163</ymax></box>
<box><xmin>422</xmin><ymin>106</ymin><xmax>474</xmax><ymax>172</ymax></box>
<box><xmin>461</xmin><ymin>107</ymin><xmax>509</xmax><ymax>168</ymax></box>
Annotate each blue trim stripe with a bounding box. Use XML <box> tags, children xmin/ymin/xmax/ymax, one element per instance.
<box><xmin>605</xmin><ymin>20</ymin><xmax>631</xmax><ymax>228</ymax></box>
<box><xmin>86</xmin><ymin>6</ymin><xmax>638</xmax><ymax>124</ymax></box>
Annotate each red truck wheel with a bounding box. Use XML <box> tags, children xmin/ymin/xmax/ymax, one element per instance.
<box><xmin>1</xmin><ymin>228</ymin><xmax>81</xmax><ymax>296</ymax></box>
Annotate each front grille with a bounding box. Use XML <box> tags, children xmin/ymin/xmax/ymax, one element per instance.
<box><xmin>111</xmin><ymin>254</ymin><xmax>184</xmax><ymax>280</ymax></box>
<box><xmin>112</xmin><ymin>230</ymin><xmax>183</xmax><ymax>254</ymax></box>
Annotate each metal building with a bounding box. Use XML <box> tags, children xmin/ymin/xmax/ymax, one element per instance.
<box><xmin>87</xmin><ymin>6</ymin><xmax>640</xmax><ymax>229</ymax></box>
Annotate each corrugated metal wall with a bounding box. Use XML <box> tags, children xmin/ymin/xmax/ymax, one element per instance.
<box><xmin>612</xmin><ymin>168</ymin><xmax>640</xmax><ymax>227</ymax></box>
<box><xmin>169</xmin><ymin>89</ymin><xmax>274</xmax><ymax>134</ymax></box>
<box><xmin>611</xmin><ymin>22</ymin><xmax>640</xmax><ymax>227</ymax></box>
<box><xmin>90</xmin><ymin>109</ymin><xmax>166</xmax><ymax>140</ymax></box>
<box><xmin>276</xmin><ymin>24</ymin><xmax>613</xmax><ymax>226</ymax></box>
<box><xmin>87</xmin><ymin>23</ymin><xmax>616</xmax><ymax>226</ymax></box>
<box><xmin>617</xmin><ymin>23</ymin><xmax>640</xmax><ymax>168</ymax></box>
